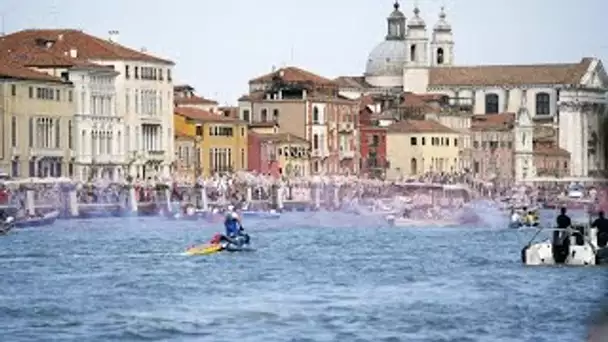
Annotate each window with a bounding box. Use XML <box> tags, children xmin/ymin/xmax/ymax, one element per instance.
<box><xmin>241</xmin><ymin>148</ymin><xmax>245</xmax><ymax>169</ymax></box>
<box><xmin>28</xmin><ymin>87</ymin><xmax>33</xmax><ymax>98</ymax></box>
<box><xmin>167</xmin><ymin>69</ymin><xmax>172</xmax><ymax>81</ymax></box>
<box><xmin>372</xmin><ymin>134</ymin><xmax>380</xmax><ymax>146</ymax></box>
<box><xmin>421</xmin><ymin>137</ymin><xmax>426</xmax><ymax>145</ymax></box>
<box><xmin>242</xmin><ymin>110</ymin><xmax>250</xmax><ymax>122</ymax></box>
<box><xmin>485</xmin><ymin>93</ymin><xmax>499</xmax><ymax>114</ymax></box>
<box><xmin>261</xmin><ymin>109</ymin><xmax>268</xmax><ymax>122</ymax></box>
<box><xmin>241</xmin><ymin>127</ymin><xmax>245</xmax><ymax>136</ymax></box>
<box><xmin>11</xmin><ymin>84</ymin><xmax>16</xmax><ymax>96</ymax></box>
<box><xmin>313</xmin><ymin>106</ymin><xmax>319</xmax><ymax>123</ymax></box>
<box><xmin>313</xmin><ymin>134</ymin><xmax>319</xmax><ymax>149</ymax></box>
<box><xmin>55</xmin><ymin>120</ymin><xmax>61</xmax><ymax>148</ymax></box>
<box><xmin>195</xmin><ymin>125</ymin><xmax>203</xmax><ymax>136</ymax></box>
<box><xmin>68</xmin><ymin>90</ymin><xmax>73</xmax><ymax>102</ymax></box>
<box><xmin>134</xmin><ymin>67</ymin><xmax>139</xmax><ymax>79</ymax></box>
<box><xmin>159</xmin><ymin>69</ymin><xmax>164</xmax><ymax>81</ymax></box>
<box><xmin>446</xmin><ymin>138</ymin><xmax>450</xmax><ymax>146</ymax></box>
<box><xmin>11</xmin><ymin>116</ymin><xmax>16</xmax><ymax>147</ymax></box>
<box><xmin>28</xmin><ymin>118</ymin><xmax>33</xmax><ymax>147</ymax></box>
<box><xmin>56</xmin><ymin>89</ymin><xmax>61</xmax><ymax>101</ymax></box>
<box><xmin>436</xmin><ymin>48</ymin><xmax>444</xmax><ymax>64</ymax></box>
<box><xmin>125</xmin><ymin>65</ymin><xmax>130</xmax><ymax>79</ymax></box>
<box><xmin>410</xmin><ymin>137</ymin><xmax>417</xmax><ymax>145</ymax></box>
<box><xmin>410</xmin><ymin>158</ymin><xmax>418</xmax><ymax>174</ymax></box>
<box><xmin>453</xmin><ymin>138</ymin><xmax>458</xmax><ymax>146</ymax></box>
<box><xmin>535</xmin><ymin>92</ymin><xmax>551</xmax><ymax>115</ymax></box>
<box><xmin>273</xmin><ymin>109</ymin><xmax>279</xmax><ymax>121</ymax></box>
<box><xmin>210</xmin><ymin>125</ymin><xmax>234</xmax><ymax>137</ymax></box>
<box><xmin>68</xmin><ymin>120</ymin><xmax>73</xmax><ymax>149</ymax></box>
<box><xmin>410</xmin><ymin>44</ymin><xmax>417</xmax><ymax>62</ymax></box>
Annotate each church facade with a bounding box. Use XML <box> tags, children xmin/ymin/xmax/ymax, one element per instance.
<box><xmin>336</xmin><ymin>1</ymin><xmax>608</xmax><ymax>179</ymax></box>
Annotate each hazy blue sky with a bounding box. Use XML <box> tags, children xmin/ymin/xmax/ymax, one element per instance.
<box><xmin>1</xmin><ymin>0</ymin><xmax>606</xmax><ymax>104</ymax></box>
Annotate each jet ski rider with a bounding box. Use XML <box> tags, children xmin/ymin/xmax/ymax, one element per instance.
<box><xmin>223</xmin><ymin>206</ymin><xmax>250</xmax><ymax>245</ymax></box>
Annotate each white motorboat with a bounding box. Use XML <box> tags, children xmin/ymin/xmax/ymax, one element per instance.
<box><xmin>386</xmin><ymin>215</ymin><xmax>459</xmax><ymax>228</ymax></box>
<box><xmin>521</xmin><ymin>220</ymin><xmax>604</xmax><ymax>266</ymax></box>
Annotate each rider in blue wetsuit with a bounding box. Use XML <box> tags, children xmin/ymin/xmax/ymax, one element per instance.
<box><xmin>223</xmin><ymin>207</ymin><xmax>249</xmax><ymax>245</ymax></box>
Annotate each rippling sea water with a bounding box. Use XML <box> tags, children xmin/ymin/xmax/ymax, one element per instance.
<box><xmin>0</xmin><ymin>212</ymin><xmax>605</xmax><ymax>342</ymax></box>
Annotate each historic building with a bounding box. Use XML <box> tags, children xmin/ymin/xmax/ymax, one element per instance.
<box><xmin>0</xmin><ymin>29</ymin><xmax>175</xmax><ymax>179</ymax></box>
<box><xmin>0</xmin><ymin>57</ymin><xmax>76</xmax><ymax>177</ymax></box>
<box><xmin>386</xmin><ymin>119</ymin><xmax>460</xmax><ymax>177</ymax></box>
<box><xmin>174</xmin><ymin>106</ymin><xmax>248</xmax><ymax>176</ymax></box>
<box><xmin>248</xmin><ymin>123</ymin><xmax>311</xmax><ymax>177</ymax></box>
<box><xmin>336</xmin><ymin>1</ymin><xmax>608</xmax><ymax>178</ymax></box>
<box><xmin>358</xmin><ymin>95</ymin><xmax>388</xmax><ymax>177</ymax></box>
<box><xmin>174</xmin><ymin>84</ymin><xmax>219</xmax><ymax>112</ymax></box>
<box><xmin>239</xmin><ymin>67</ymin><xmax>359</xmax><ymax>174</ymax></box>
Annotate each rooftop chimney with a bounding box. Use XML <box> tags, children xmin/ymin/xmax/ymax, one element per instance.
<box><xmin>108</xmin><ymin>30</ymin><xmax>119</xmax><ymax>43</ymax></box>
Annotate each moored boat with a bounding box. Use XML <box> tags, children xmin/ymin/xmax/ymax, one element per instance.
<box><xmin>14</xmin><ymin>210</ymin><xmax>59</xmax><ymax>228</ymax></box>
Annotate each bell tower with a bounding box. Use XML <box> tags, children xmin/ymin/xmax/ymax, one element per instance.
<box><xmin>430</xmin><ymin>7</ymin><xmax>454</xmax><ymax>66</ymax></box>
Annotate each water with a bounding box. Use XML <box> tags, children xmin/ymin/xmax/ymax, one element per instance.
<box><xmin>0</xmin><ymin>214</ymin><xmax>605</xmax><ymax>342</ymax></box>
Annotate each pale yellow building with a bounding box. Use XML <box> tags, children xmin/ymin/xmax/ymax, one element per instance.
<box><xmin>0</xmin><ymin>59</ymin><xmax>76</xmax><ymax>178</ymax></box>
<box><xmin>386</xmin><ymin>119</ymin><xmax>460</xmax><ymax>177</ymax></box>
<box><xmin>174</xmin><ymin>106</ymin><xmax>248</xmax><ymax>177</ymax></box>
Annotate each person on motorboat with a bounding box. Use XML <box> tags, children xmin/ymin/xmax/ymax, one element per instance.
<box><xmin>510</xmin><ymin>210</ymin><xmax>521</xmax><ymax>227</ymax></box>
<box><xmin>525</xmin><ymin>210</ymin><xmax>538</xmax><ymax>227</ymax></box>
<box><xmin>591</xmin><ymin>211</ymin><xmax>608</xmax><ymax>247</ymax></box>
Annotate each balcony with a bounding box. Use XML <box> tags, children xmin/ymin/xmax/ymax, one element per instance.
<box><xmin>339</xmin><ymin>149</ymin><xmax>355</xmax><ymax>159</ymax></box>
<box><xmin>338</xmin><ymin>122</ymin><xmax>354</xmax><ymax>133</ymax></box>
<box><xmin>29</xmin><ymin>147</ymin><xmax>64</xmax><ymax>158</ymax></box>
<box><xmin>145</xmin><ymin>150</ymin><xmax>166</xmax><ymax>161</ymax></box>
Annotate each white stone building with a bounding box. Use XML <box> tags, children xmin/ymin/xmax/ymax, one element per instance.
<box><xmin>335</xmin><ymin>1</ymin><xmax>608</xmax><ymax>178</ymax></box>
<box><xmin>68</xmin><ymin>65</ymin><xmax>121</xmax><ymax>181</ymax></box>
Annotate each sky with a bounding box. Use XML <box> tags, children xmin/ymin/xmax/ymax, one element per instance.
<box><xmin>1</xmin><ymin>0</ymin><xmax>606</xmax><ymax>105</ymax></box>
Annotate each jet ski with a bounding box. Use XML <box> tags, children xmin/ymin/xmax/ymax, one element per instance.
<box><xmin>185</xmin><ymin>233</ymin><xmax>252</xmax><ymax>255</ymax></box>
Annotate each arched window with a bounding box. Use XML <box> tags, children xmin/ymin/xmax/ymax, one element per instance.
<box><xmin>273</xmin><ymin>109</ymin><xmax>279</xmax><ymax>121</ymax></box>
<box><xmin>485</xmin><ymin>93</ymin><xmax>499</xmax><ymax>114</ymax></box>
<box><xmin>410</xmin><ymin>45</ymin><xmax>417</xmax><ymax>62</ymax></box>
<box><xmin>313</xmin><ymin>134</ymin><xmax>319</xmax><ymax>149</ymax></box>
<box><xmin>261</xmin><ymin>108</ymin><xmax>268</xmax><ymax>122</ymax></box>
<box><xmin>436</xmin><ymin>48</ymin><xmax>444</xmax><ymax>64</ymax></box>
<box><xmin>313</xmin><ymin>106</ymin><xmax>319</xmax><ymax>124</ymax></box>
<box><xmin>535</xmin><ymin>92</ymin><xmax>551</xmax><ymax>116</ymax></box>
<box><xmin>410</xmin><ymin>158</ymin><xmax>418</xmax><ymax>175</ymax></box>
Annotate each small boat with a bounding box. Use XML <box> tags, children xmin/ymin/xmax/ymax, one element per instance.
<box><xmin>240</xmin><ymin>210</ymin><xmax>280</xmax><ymax>219</ymax></box>
<box><xmin>521</xmin><ymin>219</ymin><xmax>603</xmax><ymax>266</ymax></box>
<box><xmin>14</xmin><ymin>210</ymin><xmax>59</xmax><ymax>228</ymax></box>
<box><xmin>387</xmin><ymin>215</ymin><xmax>459</xmax><ymax>228</ymax></box>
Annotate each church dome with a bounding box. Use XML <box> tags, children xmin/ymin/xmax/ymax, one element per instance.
<box><xmin>364</xmin><ymin>40</ymin><xmax>408</xmax><ymax>77</ymax></box>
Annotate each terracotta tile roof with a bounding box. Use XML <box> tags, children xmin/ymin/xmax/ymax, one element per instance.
<box><xmin>387</xmin><ymin>119</ymin><xmax>457</xmax><ymax>134</ymax></box>
<box><xmin>249</xmin><ymin>66</ymin><xmax>335</xmax><ymax>87</ymax></box>
<box><xmin>0</xmin><ymin>44</ymin><xmax>106</xmax><ymax>69</ymax></box>
<box><xmin>471</xmin><ymin>113</ymin><xmax>515</xmax><ymax>131</ymax></box>
<box><xmin>333</xmin><ymin>76</ymin><xmax>370</xmax><ymax>89</ymax></box>
<box><xmin>257</xmin><ymin>133</ymin><xmax>309</xmax><ymax>145</ymax></box>
<box><xmin>429</xmin><ymin>58</ymin><xmax>592</xmax><ymax>86</ymax></box>
<box><xmin>218</xmin><ymin>106</ymin><xmax>239</xmax><ymax>119</ymax></box>
<box><xmin>533</xmin><ymin>145</ymin><xmax>570</xmax><ymax>157</ymax></box>
<box><xmin>174</xmin><ymin>96</ymin><xmax>218</xmax><ymax>105</ymax></box>
<box><xmin>174</xmin><ymin>107</ymin><xmax>243</xmax><ymax>124</ymax></box>
<box><xmin>0</xmin><ymin>55</ymin><xmax>65</xmax><ymax>83</ymax></box>
<box><xmin>401</xmin><ymin>92</ymin><xmax>434</xmax><ymax>108</ymax></box>
<box><xmin>174</xmin><ymin>131</ymin><xmax>195</xmax><ymax>140</ymax></box>
<box><xmin>0</xmin><ymin>29</ymin><xmax>173</xmax><ymax>65</ymax></box>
